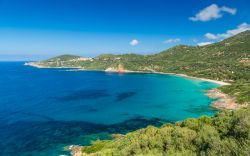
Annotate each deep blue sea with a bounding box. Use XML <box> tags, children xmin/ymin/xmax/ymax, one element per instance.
<box><xmin>0</xmin><ymin>62</ymin><xmax>219</xmax><ymax>156</ymax></box>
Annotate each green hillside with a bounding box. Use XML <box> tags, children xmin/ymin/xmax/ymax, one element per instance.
<box><xmin>39</xmin><ymin>31</ymin><xmax>250</xmax><ymax>81</ymax></box>
<box><xmin>37</xmin><ymin>54</ymin><xmax>81</xmax><ymax>67</ymax></box>
<box><xmin>151</xmin><ymin>30</ymin><xmax>250</xmax><ymax>81</ymax></box>
<box><xmin>47</xmin><ymin>54</ymin><xmax>81</xmax><ymax>61</ymax></box>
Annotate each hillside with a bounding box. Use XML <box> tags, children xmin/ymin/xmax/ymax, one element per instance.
<box><xmin>38</xmin><ymin>31</ymin><xmax>250</xmax><ymax>81</ymax></box>
<box><xmin>154</xmin><ymin>30</ymin><xmax>250</xmax><ymax>80</ymax></box>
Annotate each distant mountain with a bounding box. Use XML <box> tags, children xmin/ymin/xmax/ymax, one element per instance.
<box><xmin>47</xmin><ymin>54</ymin><xmax>81</xmax><ymax>61</ymax></box>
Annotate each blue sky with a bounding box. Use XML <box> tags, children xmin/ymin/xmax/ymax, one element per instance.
<box><xmin>0</xmin><ymin>0</ymin><xmax>249</xmax><ymax>60</ymax></box>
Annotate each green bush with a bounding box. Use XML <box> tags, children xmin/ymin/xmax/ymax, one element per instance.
<box><xmin>77</xmin><ymin>107</ymin><xmax>250</xmax><ymax>156</ymax></box>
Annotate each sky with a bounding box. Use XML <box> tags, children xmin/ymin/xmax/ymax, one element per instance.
<box><xmin>0</xmin><ymin>0</ymin><xmax>250</xmax><ymax>61</ymax></box>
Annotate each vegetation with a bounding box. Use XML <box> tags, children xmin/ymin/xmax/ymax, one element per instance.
<box><xmin>36</xmin><ymin>31</ymin><xmax>250</xmax><ymax>155</ymax></box>
<box><xmin>76</xmin><ymin>107</ymin><xmax>250</xmax><ymax>156</ymax></box>
<box><xmin>220</xmin><ymin>80</ymin><xmax>250</xmax><ymax>104</ymax></box>
<box><xmin>47</xmin><ymin>54</ymin><xmax>80</xmax><ymax>62</ymax></box>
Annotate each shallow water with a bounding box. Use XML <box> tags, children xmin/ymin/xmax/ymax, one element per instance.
<box><xmin>0</xmin><ymin>62</ymin><xmax>219</xmax><ymax>155</ymax></box>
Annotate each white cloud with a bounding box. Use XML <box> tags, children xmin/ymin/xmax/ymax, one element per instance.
<box><xmin>129</xmin><ymin>39</ymin><xmax>139</xmax><ymax>46</ymax></box>
<box><xmin>226</xmin><ymin>23</ymin><xmax>250</xmax><ymax>36</ymax></box>
<box><xmin>205</xmin><ymin>23</ymin><xmax>250</xmax><ymax>40</ymax></box>
<box><xmin>221</xmin><ymin>6</ymin><xmax>237</xmax><ymax>15</ymax></box>
<box><xmin>164</xmin><ymin>38</ymin><xmax>180</xmax><ymax>44</ymax></box>
<box><xmin>189</xmin><ymin>4</ymin><xmax>237</xmax><ymax>22</ymax></box>
<box><xmin>205</xmin><ymin>33</ymin><xmax>218</xmax><ymax>40</ymax></box>
<box><xmin>197</xmin><ymin>42</ymin><xmax>213</xmax><ymax>46</ymax></box>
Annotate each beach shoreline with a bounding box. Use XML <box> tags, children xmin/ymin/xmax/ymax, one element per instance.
<box><xmin>103</xmin><ymin>69</ymin><xmax>230</xmax><ymax>86</ymax></box>
<box><xmin>25</xmin><ymin>62</ymin><xmax>230</xmax><ymax>86</ymax></box>
<box><xmin>24</xmin><ymin>62</ymin><xmax>82</xmax><ymax>69</ymax></box>
<box><xmin>103</xmin><ymin>70</ymin><xmax>239</xmax><ymax>110</ymax></box>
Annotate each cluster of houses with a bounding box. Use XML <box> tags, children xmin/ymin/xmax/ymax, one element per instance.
<box><xmin>69</xmin><ymin>57</ymin><xmax>94</xmax><ymax>62</ymax></box>
<box><xmin>77</xmin><ymin>57</ymin><xmax>93</xmax><ymax>61</ymax></box>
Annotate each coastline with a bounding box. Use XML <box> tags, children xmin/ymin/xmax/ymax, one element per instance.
<box><xmin>25</xmin><ymin>62</ymin><xmax>230</xmax><ymax>86</ymax></box>
<box><xmin>172</xmin><ymin>73</ymin><xmax>230</xmax><ymax>86</ymax></box>
<box><xmin>104</xmin><ymin>70</ymin><xmax>238</xmax><ymax>110</ymax></box>
<box><xmin>104</xmin><ymin>69</ymin><xmax>230</xmax><ymax>86</ymax></box>
<box><xmin>24</xmin><ymin>62</ymin><xmax>48</xmax><ymax>68</ymax></box>
<box><xmin>25</xmin><ymin>62</ymin><xmax>248</xmax><ymax>156</ymax></box>
<box><xmin>24</xmin><ymin>62</ymin><xmax>82</xmax><ymax>69</ymax></box>
<box><xmin>205</xmin><ymin>89</ymin><xmax>248</xmax><ymax>110</ymax></box>
<box><xmin>26</xmin><ymin>62</ymin><xmax>236</xmax><ymax>110</ymax></box>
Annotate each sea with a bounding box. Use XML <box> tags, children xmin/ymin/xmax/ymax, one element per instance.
<box><xmin>0</xmin><ymin>62</ymin><xmax>219</xmax><ymax>156</ymax></box>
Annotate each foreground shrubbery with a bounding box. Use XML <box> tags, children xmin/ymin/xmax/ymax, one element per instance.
<box><xmin>78</xmin><ymin>107</ymin><xmax>250</xmax><ymax>156</ymax></box>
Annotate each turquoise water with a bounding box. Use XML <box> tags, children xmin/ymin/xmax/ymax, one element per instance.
<box><xmin>0</xmin><ymin>62</ymin><xmax>219</xmax><ymax>155</ymax></box>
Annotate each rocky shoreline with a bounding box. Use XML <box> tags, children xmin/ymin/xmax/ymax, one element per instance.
<box><xmin>24</xmin><ymin>62</ymin><xmax>48</xmax><ymax>68</ymax></box>
<box><xmin>68</xmin><ymin>145</ymin><xmax>82</xmax><ymax>156</ymax></box>
<box><xmin>205</xmin><ymin>88</ymin><xmax>247</xmax><ymax>110</ymax></box>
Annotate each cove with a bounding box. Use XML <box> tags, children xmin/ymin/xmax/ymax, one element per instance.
<box><xmin>0</xmin><ymin>62</ymin><xmax>219</xmax><ymax>156</ymax></box>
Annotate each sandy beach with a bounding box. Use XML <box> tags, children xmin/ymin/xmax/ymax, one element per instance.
<box><xmin>173</xmin><ymin>74</ymin><xmax>231</xmax><ymax>86</ymax></box>
<box><xmin>104</xmin><ymin>68</ymin><xmax>230</xmax><ymax>86</ymax></box>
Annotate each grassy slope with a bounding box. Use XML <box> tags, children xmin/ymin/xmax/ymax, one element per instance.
<box><xmin>151</xmin><ymin>30</ymin><xmax>250</xmax><ymax>81</ymax></box>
